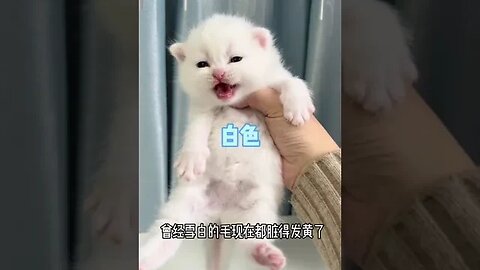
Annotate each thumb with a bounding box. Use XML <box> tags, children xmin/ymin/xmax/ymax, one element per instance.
<box><xmin>247</xmin><ymin>88</ymin><xmax>284</xmax><ymax>118</ymax></box>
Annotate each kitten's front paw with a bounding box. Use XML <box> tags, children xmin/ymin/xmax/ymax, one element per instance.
<box><xmin>343</xmin><ymin>1</ymin><xmax>418</xmax><ymax>112</ymax></box>
<box><xmin>343</xmin><ymin>51</ymin><xmax>417</xmax><ymax>112</ymax></box>
<box><xmin>84</xmin><ymin>172</ymin><xmax>136</xmax><ymax>244</ymax></box>
<box><xmin>174</xmin><ymin>149</ymin><xmax>209</xmax><ymax>181</ymax></box>
<box><xmin>280</xmin><ymin>78</ymin><xmax>315</xmax><ymax>126</ymax></box>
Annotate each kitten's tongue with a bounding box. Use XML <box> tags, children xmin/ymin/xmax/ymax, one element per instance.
<box><xmin>214</xmin><ymin>83</ymin><xmax>235</xmax><ymax>100</ymax></box>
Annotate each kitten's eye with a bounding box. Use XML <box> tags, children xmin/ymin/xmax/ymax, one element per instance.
<box><xmin>196</xmin><ymin>61</ymin><xmax>209</xmax><ymax>68</ymax></box>
<box><xmin>230</xmin><ymin>56</ymin><xmax>243</xmax><ymax>63</ymax></box>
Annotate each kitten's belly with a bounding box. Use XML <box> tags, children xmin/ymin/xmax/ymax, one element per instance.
<box><xmin>203</xmin><ymin>107</ymin><xmax>283</xmax><ymax>217</ymax></box>
<box><xmin>205</xmin><ymin>107</ymin><xmax>281</xmax><ymax>182</ymax></box>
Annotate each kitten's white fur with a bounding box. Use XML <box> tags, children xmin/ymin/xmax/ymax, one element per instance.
<box><xmin>139</xmin><ymin>14</ymin><xmax>315</xmax><ymax>270</ymax></box>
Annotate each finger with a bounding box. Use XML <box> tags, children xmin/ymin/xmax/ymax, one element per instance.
<box><xmin>247</xmin><ymin>88</ymin><xmax>284</xmax><ymax>118</ymax></box>
<box><xmin>231</xmin><ymin>98</ymin><xmax>249</xmax><ymax>109</ymax></box>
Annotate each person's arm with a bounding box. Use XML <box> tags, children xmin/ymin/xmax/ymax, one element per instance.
<box><xmin>365</xmin><ymin>167</ymin><xmax>480</xmax><ymax>270</ymax></box>
<box><xmin>243</xmin><ymin>88</ymin><xmax>341</xmax><ymax>270</ymax></box>
<box><xmin>291</xmin><ymin>151</ymin><xmax>342</xmax><ymax>270</ymax></box>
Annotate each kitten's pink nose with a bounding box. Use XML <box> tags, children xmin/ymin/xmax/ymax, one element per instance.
<box><xmin>212</xmin><ymin>69</ymin><xmax>226</xmax><ymax>80</ymax></box>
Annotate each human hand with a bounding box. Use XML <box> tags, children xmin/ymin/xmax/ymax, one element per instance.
<box><xmin>342</xmin><ymin>86</ymin><xmax>475</xmax><ymax>265</ymax></box>
<box><xmin>241</xmin><ymin>88</ymin><xmax>339</xmax><ymax>190</ymax></box>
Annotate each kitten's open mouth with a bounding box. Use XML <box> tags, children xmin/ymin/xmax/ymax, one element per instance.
<box><xmin>213</xmin><ymin>83</ymin><xmax>238</xmax><ymax>100</ymax></box>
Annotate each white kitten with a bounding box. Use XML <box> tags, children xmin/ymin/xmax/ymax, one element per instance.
<box><xmin>342</xmin><ymin>0</ymin><xmax>418</xmax><ymax>111</ymax></box>
<box><xmin>139</xmin><ymin>14</ymin><xmax>315</xmax><ymax>270</ymax></box>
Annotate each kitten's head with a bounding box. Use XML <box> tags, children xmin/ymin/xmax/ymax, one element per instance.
<box><xmin>169</xmin><ymin>14</ymin><xmax>275</xmax><ymax>106</ymax></box>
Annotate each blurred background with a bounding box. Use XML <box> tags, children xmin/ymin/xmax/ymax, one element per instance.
<box><xmin>2</xmin><ymin>0</ymin><xmax>139</xmax><ymax>269</ymax></box>
<box><xmin>140</xmin><ymin>0</ymin><xmax>341</xmax><ymax>232</ymax></box>
<box><xmin>399</xmin><ymin>0</ymin><xmax>480</xmax><ymax>165</ymax></box>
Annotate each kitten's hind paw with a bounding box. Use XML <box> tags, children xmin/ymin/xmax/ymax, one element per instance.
<box><xmin>252</xmin><ymin>242</ymin><xmax>286</xmax><ymax>270</ymax></box>
<box><xmin>174</xmin><ymin>149</ymin><xmax>209</xmax><ymax>181</ymax></box>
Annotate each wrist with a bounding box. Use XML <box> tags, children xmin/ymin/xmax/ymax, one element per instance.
<box><xmin>307</xmin><ymin>120</ymin><xmax>339</xmax><ymax>159</ymax></box>
<box><xmin>308</xmin><ymin>138</ymin><xmax>339</xmax><ymax>162</ymax></box>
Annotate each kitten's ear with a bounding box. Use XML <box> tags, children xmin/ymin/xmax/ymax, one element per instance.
<box><xmin>169</xmin><ymin>43</ymin><xmax>185</xmax><ymax>62</ymax></box>
<box><xmin>252</xmin><ymin>27</ymin><xmax>272</xmax><ymax>49</ymax></box>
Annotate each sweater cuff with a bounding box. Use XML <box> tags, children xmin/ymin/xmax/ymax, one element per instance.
<box><xmin>291</xmin><ymin>151</ymin><xmax>342</xmax><ymax>270</ymax></box>
<box><xmin>364</xmin><ymin>167</ymin><xmax>480</xmax><ymax>270</ymax></box>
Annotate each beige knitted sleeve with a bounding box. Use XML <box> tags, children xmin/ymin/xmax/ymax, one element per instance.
<box><xmin>291</xmin><ymin>151</ymin><xmax>341</xmax><ymax>270</ymax></box>
<box><xmin>364</xmin><ymin>168</ymin><xmax>480</xmax><ymax>270</ymax></box>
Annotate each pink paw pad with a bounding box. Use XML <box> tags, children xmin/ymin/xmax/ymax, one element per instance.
<box><xmin>252</xmin><ymin>243</ymin><xmax>286</xmax><ymax>270</ymax></box>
